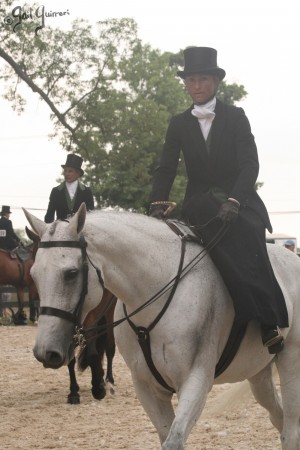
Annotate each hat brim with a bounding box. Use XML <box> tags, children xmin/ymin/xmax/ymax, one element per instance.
<box><xmin>61</xmin><ymin>165</ymin><xmax>84</xmax><ymax>176</ymax></box>
<box><xmin>177</xmin><ymin>67</ymin><xmax>226</xmax><ymax>81</ymax></box>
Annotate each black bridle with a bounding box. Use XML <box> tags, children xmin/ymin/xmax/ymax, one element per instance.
<box><xmin>38</xmin><ymin>236</ymin><xmax>95</xmax><ymax>325</ymax></box>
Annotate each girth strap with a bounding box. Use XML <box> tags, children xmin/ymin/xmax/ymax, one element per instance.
<box><xmin>214</xmin><ymin>319</ymin><xmax>247</xmax><ymax>377</ymax></box>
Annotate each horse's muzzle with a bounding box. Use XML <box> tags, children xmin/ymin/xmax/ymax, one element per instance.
<box><xmin>33</xmin><ymin>342</ymin><xmax>74</xmax><ymax>369</ymax></box>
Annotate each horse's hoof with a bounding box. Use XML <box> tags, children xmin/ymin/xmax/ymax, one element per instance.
<box><xmin>67</xmin><ymin>395</ymin><xmax>80</xmax><ymax>405</ymax></box>
<box><xmin>28</xmin><ymin>319</ymin><xmax>38</xmax><ymax>325</ymax></box>
<box><xmin>106</xmin><ymin>376</ymin><xmax>115</xmax><ymax>385</ymax></box>
<box><xmin>107</xmin><ymin>382</ymin><xmax>115</xmax><ymax>396</ymax></box>
<box><xmin>92</xmin><ymin>386</ymin><xmax>106</xmax><ymax>400</ymax></box>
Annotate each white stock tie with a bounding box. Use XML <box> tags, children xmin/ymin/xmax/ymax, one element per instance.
<box><xmin>191</xmin><ymin>109</ymin><xmax>216</xmax><ymax>121</ymax></box>
<box><xmin>191</xmin><ymin>99</ymin><xmax>216</xmax><ymax>140</ymax></box>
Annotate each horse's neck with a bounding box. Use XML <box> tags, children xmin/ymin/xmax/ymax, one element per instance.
<box><xmin>85</xmin><ymin>213</ymin><xmax>181</xmax><ymax>307</ymax></box>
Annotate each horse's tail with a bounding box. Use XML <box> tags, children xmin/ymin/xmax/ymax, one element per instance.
<box><xmin>202</xmin><ymin>380</ymin><xmax>251</xmax><ymax>419</ymax></box>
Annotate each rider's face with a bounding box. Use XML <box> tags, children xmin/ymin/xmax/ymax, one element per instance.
<box><xmin>184</xmin><ymin>73</ymin><xmax>219</xmax><ymax>105</ymax></box>
<box><xmin>63</xmin><ymin>167</ymin><xmax>81</xmax><ymax>183</ymax></box>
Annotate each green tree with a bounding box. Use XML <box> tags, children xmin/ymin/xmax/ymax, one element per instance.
<box><xmin>0</xmin><ymin>7</ymin><xmax>247</xmax><ymax>213</ymax></box>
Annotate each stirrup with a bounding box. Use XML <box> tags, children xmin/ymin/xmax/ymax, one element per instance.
<box><xmin>262</xmin><ymin>326</ymin><xmax>282</xmax><ymax>347</ymax></box>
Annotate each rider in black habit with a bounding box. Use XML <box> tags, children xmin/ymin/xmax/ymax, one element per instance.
<box><xmin>149</xmin><ymin>46</ymin><xmax>288</xmax><ymax>354</ymax></box>
<box><xmin>0</xmin><ymin>205</ymin><xmax>21</xmax><ymax>250</ymax></box>
<box><xmin>45</xmin><ymin>154</ymin><xmax>94</xmax><ymax>223</ymax></box>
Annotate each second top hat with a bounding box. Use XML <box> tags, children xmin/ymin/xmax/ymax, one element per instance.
<box><xmin>177</xmin><ymin>47</ymin><xmax>226</xmax><ymax>80</ymax></box>
<box><xmin>1</xmin><ymin>205</ymin><xmax>12</xmax><ymax>215</ymax></box>
<box><xmin>61</xmin><ymin>154</ymin><xmax>84</xmax><ymax>176</ymax></box>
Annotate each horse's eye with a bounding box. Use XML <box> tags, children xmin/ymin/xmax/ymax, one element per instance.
<box><xmin>64</xmin><ymin>269</ymin><xmax>78</xmax><ymax>281</ymax></box>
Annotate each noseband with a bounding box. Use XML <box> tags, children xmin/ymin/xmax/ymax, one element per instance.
<box><xmin>38</xmin><ymin>236</ymin><xmax>103</xmax><ymax>326</ymax></box>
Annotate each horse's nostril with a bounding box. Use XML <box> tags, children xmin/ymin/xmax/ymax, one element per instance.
<box><xmin>44</xmin><ymin>351</ymin><xmax>64</xmax><ymax>369</ymax></box>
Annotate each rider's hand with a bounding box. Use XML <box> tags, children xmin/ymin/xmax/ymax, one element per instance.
<box><xmin>149</xmin><ymin>204</ymin><xmax>168</xmax><ymax>220</ymax></box>
<box><xmin>217</xmin><ymin>199</ymin><xmax>240</xmax><ymax>224</ymax></box>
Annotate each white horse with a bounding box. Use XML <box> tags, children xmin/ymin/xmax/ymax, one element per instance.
<box><xmin>24</xmin><ymin>204</ymin><xmax>300</xmax><ymax>450</ymax></box>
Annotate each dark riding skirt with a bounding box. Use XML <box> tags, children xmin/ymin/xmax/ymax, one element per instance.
<box><xmin>182</xmin><ymin>195</ymin><xmax>289</xmax><ymax>328</ymax></box>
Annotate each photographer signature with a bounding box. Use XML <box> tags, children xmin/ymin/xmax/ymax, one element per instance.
<box><xmin>4</xmin><ymin>5</ymin><xmax>70</xmax><ymax>35</ymax></box>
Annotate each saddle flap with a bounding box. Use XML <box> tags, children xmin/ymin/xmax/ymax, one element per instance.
<box><xmin>166</xmin><ymin>219</ymin><xmax>201</xmax><ymax>243</ymax></box>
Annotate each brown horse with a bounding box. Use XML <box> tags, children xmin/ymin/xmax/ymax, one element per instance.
<box><xmin>69</xmin><ymin>289</ymin><xmax>117</xmax><ymax>404</ymax></box>
<box><xmin>0</xmin><ymin>244</ymin><xmax>39</xmax><ymax>324</ymax></box>
<box><xmin>26</xmin><ymin>226</ymin><xmax>117</xmax><ymax>404</ymax></box>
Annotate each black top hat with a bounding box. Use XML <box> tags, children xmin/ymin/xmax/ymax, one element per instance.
<box><xmin>177</xmin><ymin>47</ymin><xmax>226</xmax><ymax>80</ymax></box>
<box><xmin>61</xmin><ymin>154</ymin><xmax>84</xmax><ymax>176</ymax></box>
<box><xmin>1</xmin><ymin>205</ymin><xmax>12</xmax><ymax>215</ymax></box>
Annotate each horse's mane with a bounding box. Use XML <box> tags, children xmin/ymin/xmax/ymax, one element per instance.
<box><xmin>49</xmin><ymin>221</ymin><xmax>60</xmax><ymax>235</ymax></box>
<box><xmin>84</xmin><ymin>209</ymin><xmax>175</xmax><ymax>240</ymax></box>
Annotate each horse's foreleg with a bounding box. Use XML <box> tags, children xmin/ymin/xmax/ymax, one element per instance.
<box><xmin>67</xmin><ymin>358</ymin><xmax>80</xmax><ymax>404</ymax></box>
<box><xmin>89</xmin><ymin>338</ymin><xmax>106</xmax><ymax>400</ymax></box>
<box><xmin>161</xmin><ymin>368</ymin><xmax>213</xmax><ymax>450</ymax></box>
<box><xmin>16</xmin><ymin>287</ymin><xmax>25</xmax><ymax>313</ymax></box>
<box><xmin>14</xmin><ymin>287</ymin><xmax>27</xmax><ymax>325</ymax></box>
<box><xmin>105</xmin><ymin>329</ymin><xmax>116</xmax><ymax>385</ymax></box>
<box><xmin>28</xmin><ymin>285</ymin><xmax>39</xmax><ymax>322</ymax></box>
<box><xmin>248</xmin><ymin>361</ymin><xmax>283</xmax><ymax>432</ymax></box>
<box><xmin>132</xmin><ymin>375</ymin><xmax>175</xmax><ymax>446</ymax></box>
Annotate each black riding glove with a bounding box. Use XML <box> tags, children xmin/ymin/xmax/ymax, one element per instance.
<box><xmin>217</xmin><ymin>200</ymin><xmax>240</xmax><ymax>224</ymax></box>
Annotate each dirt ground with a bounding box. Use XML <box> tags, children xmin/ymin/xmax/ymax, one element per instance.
<box><xmin>0</xmin><ymin>325</ymin><xmax>281</xmax><ymax>450</ymax></box>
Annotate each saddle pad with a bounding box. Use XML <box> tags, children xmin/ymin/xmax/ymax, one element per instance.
<box><xmin>166</xmin><ymin>219</ymin><xmax>201</xmax><ymax>243</ymax></box>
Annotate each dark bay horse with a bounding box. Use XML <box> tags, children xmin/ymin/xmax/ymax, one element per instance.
<box><xmin>0</xmin><ymin>244</ymin><xmax>39</xmax><ymax>323</ymax></box>
<box><xmin>25</xmin><ymin>226</ymin><xmax>117</xmax><ymax>404</ymax></box>
<box><xmin>66</xmin><ymin>289</ymin><xmax>117</xmax><ymax>404</ymax></box>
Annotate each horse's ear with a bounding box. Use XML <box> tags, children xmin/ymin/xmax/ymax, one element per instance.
<box><xmin>22</xmin><ymin>208</ymin><xmax>47</xmax><ymax>238</ymax></box>
<box><xmin>25</xmin><ymin>225</ymin><xmax>40</xmax><ymax>243</ymax></box>
<box><xmin>69</xmin><ymin>203</ymin><xmax>86</xmax><ymax>234</ymax></box>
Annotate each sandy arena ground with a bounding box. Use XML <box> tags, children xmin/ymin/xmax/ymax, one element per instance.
<box><xmin>0</xmin><ymin>325</ymin><xmax>281</xmax><ymax>450</ymax></box>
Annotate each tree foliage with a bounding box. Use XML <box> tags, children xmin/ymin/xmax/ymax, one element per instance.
<box><xmin>0</xmin><ymin>6</ymin><xmax>247</xmax><ymax>213</ymax></box>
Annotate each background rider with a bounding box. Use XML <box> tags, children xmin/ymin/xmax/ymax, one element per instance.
<box><xmin>44</xmin><ymin>153</ymin><xmax>94</xmax><ymax>223</ymax></box>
